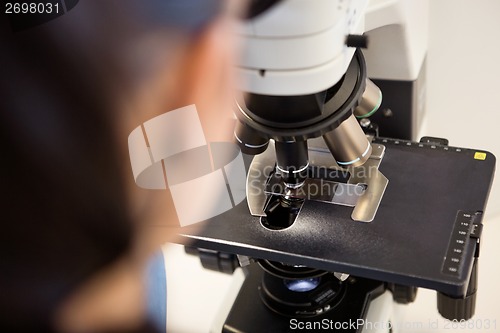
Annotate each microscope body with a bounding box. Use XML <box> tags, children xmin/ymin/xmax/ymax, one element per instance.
<box><xmin>180</xmin><ymin>1</ymin><xmax>495</xmax><ymax>332</ymax></box>
<box><xmin>227</xmin><ymin>1</ymin><xmax>422</xmax><ymax>331</ymax></box>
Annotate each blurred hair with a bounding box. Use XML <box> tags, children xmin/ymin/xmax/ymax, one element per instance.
<box><xmin>0</xmin><ymin>1</ymin><xmax>222</xmax><ymax>331</ymax></box>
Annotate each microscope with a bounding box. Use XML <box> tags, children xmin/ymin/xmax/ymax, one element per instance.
<box><xmin>179</xmin><ymin>1</ymin><xmax>496</xmax><ymax>331</ymax></box>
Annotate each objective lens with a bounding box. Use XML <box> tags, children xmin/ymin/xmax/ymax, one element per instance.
<box><xmin>354</xmin><ymin>78</ymin><xmax>382</xmax><ymax>118</ymax></box>
<box><xmin>322</xmin><ymin>114</ymin><xmax>372</xmax><ymax>168</ymax></box>
<box><xmin>275</xmin><ymin>141</ymin><xmax>309</xmax><ymax>188</ymax></box>
<box><xmin>284</xmin><ymin>278</ymin><xmax>321</xmax><ymax>292</ymax></box>
<box><xmin>234</xmin><ymin>120</ymin><xmax>269</xmax><ymax>155</ymax></box>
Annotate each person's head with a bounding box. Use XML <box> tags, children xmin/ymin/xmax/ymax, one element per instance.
<box><xmin>0</xmin><ymin>1</ymin><xmax>242</xmax><ymax>331</ymax></box>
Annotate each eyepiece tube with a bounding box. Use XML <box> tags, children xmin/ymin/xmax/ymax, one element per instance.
<box><xmin>323</xmin><ymin>114</ymin><xmax>372</xmax><ymax>168</ymax></box>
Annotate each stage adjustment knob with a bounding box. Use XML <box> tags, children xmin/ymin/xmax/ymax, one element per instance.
<box><xmin>389</xmin><ymin>284</ymin><xmax>418</xmax><ymax>304</ymax></box>
<box><xmin>437</xmin><ymin>258</ymin><xmax>478</xmax><ymax>320</ymax></box>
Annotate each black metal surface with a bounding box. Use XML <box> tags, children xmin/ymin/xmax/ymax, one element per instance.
<box><xmin>178</xmin><ymin>138</ymin><xmax>495</xmax><ymax>296</ymax></box>
<box><xmin>223</xmin><ymin>264</ymin><xmax>385</xmax><ymax>333</ymax></box>
<box><xmin>441</xmin><ymin>211</ymin><xmax>478</xmax><ymax>277</ymax></box>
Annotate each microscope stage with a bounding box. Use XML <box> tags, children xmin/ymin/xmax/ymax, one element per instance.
<box><xmin>179</xmin><ymin>138</ymin><xmax>495</xmax><ymax>296</ymax></box>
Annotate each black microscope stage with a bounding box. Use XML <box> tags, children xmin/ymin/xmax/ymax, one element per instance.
<box><xmin>178</xmin><ymin>138</ymin><xmax>495</xmax><ymax>297</ymax></box>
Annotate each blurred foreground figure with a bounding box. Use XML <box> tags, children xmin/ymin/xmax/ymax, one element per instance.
<box><xmin>0</xmin><ymin>1</ymin><xmax>239</xmax><ymax>332</ymax></box>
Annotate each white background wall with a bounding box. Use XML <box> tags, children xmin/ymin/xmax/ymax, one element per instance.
<box><xmin>423</xmin><ymin>0</ymin><xmax>500</xmax><ymax>218</ymax></box>
<box><xmin>406</xmin><ymin>0</ymin><xmax>500</xmax><ymax>330</ymax></box>
<box><xmin>165</xmin><ymin>1</ymin><xmax>500</xmax><ymax>332</ymax></box>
